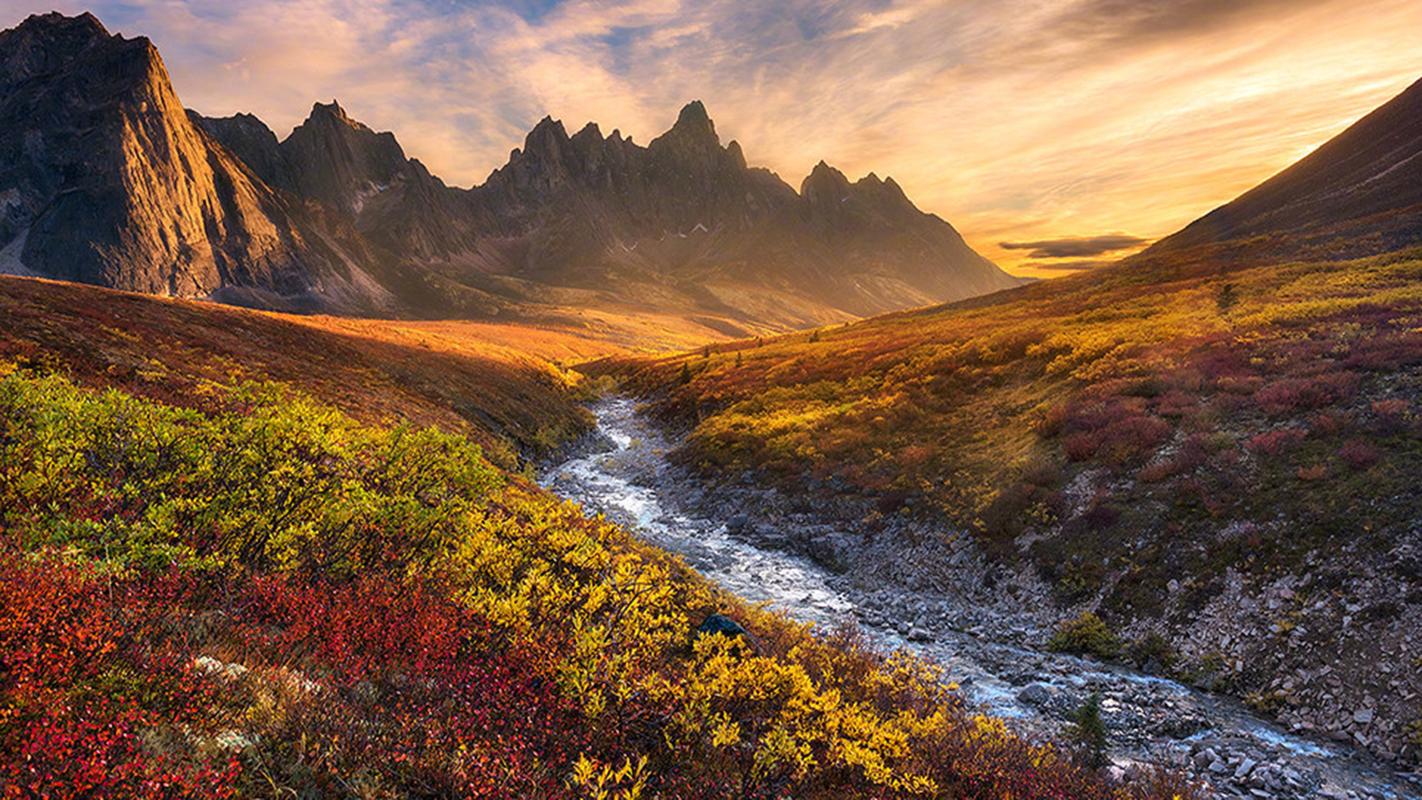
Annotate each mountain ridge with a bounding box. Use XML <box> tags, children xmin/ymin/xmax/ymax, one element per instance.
<box><xmin>2</xmin><ymin>11</ymin><xmax>1019</xmax><ymax>327</ymax></box>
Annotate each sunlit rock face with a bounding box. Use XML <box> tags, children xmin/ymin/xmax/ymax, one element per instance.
<box><xmin>0</xmin><ymin>12</ymin><xmax>397</xmax><ymax>313</ymax></box>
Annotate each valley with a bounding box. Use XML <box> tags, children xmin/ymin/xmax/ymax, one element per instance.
<box><xmin>599</xmin><ymin>246</ymin><xmax>1422</xmax><ymax>780</ymax></box>
<box><xmin>544</xmin><ymin>396</ymin><xmax>1420</xmax><ymax>799</ymax></box>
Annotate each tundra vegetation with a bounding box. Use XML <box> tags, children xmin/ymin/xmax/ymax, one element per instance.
<box><xmin>0</xmin><ymin>368</ymin><xmax>1200</xmax><ymax>798</ymax></box>
<box><xmin>605</xmin><ymin>249</ymin><xmax>1422</xmax><ymax>617</ymax></box>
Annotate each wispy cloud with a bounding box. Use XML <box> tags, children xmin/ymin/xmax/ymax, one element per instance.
<box><xmin>1000</xmin><ymin>235</ymin><xmax>1149</xmax><ymax>259</ymax></box>
<box><xmin>5</xmin><ymin>0</ymin><xmax>1419</xmax><ymax>277</ymax></box>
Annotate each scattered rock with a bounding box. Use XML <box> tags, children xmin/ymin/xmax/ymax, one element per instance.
<box><xmin>1016</xmin><ymin>683</ymin><xmax>1054</xmax><ymax>706</ymax></box>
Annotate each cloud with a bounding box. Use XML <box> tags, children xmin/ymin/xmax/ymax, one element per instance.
<box><xmin>3</xmin><ymin>0</ymin><xmax>1420</xmax><ymax>276</ymax></box>
<box><xmin>1000</xmin><ymin>235</ymin><xmax>1149</xmax><ymax>259</ymax></box>
<box><xmin>1029</xmin><ymin>259</ymin><xmax>1120</xmax><ymax>272</ymax></box>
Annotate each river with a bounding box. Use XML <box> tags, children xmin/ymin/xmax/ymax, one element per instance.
<box><xmin>542</xmin><ymin>397</ymin><xmax>1421</xmax><ymax>799</ymax></box>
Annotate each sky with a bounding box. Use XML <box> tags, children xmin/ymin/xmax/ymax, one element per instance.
<box><xmin>5</xmin><ymin>0</ymin><xmax>1420</xmax><ymax>276</ymax></box>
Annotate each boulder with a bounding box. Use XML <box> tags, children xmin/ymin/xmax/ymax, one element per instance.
<box><xmin>697</xmin><ymin>614</ymin><xmax>751</xmax><ymax>642</ymax></box>
<box><xmin>1016</xmin><ymin>682</ymin><xmax>1054</xmax><ymax>706</ymax></box>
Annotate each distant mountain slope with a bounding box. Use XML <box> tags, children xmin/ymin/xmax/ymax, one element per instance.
<box><xmin>0</xmin><ymin>13</ymin><xmax>394</xmax><ymax>313</ymax></box>
<box><xmin>1146</xmin><ymin>77</ymin><xmax>1422</xmax><ymax>260</ymax></box>
<box><xmin>447</xmin><ymin>102</ymin><xmax>1019</xmax><ymax>323</ymax></box>
<box><xmin>1</xmin><ymin>11</ymin><xmax>1017</xmax><ymax>326</ymax></box>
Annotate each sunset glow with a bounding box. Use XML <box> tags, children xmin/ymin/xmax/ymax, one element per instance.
<box><xmin>8</xmin><ymin>0</ymin><xmax>1420</xmax><ymax>276</ymax></box>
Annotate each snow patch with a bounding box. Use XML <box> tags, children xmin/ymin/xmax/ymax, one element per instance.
<box><xmin>351</xmin><ymin>182</ymin><xmax>390</xmax><ymax>215</ymax></box>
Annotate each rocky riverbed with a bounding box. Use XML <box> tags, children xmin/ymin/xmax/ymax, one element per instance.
<box><xmin>542</xmin><ymin>397</ymin><xmax>1422</xmax><ymax>799</ymax></box>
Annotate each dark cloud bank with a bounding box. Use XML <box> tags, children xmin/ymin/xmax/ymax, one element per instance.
<box><xmin>999</xmin><ymin>234</ymin><xmax>1148</xmax><ymax>259</ymax></box>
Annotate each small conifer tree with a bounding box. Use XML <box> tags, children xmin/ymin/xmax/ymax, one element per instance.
<box><xmin>1068</xmin><ymin>692</ymin><xmax>1108</xmax><ymax>768</ymax></box>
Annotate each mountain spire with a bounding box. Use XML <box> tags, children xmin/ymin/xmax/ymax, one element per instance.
<box><xmin>651</xmin><ymin>100</ymin><xmax>721</xmax><ymax>151</ymax></box>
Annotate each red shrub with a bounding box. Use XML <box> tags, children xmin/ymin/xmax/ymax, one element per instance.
<box><xmin>1338</xmin><ymin>439</ymin><xmax>1381</xmax><ymax>471</ymax></box>
<box><xmin>1344</xmin><ymin>331</ymin><xmax>1422</xmax><ymax>371</ymax></box>
<box><xmin>1253</xmin><ymin>372</ymin><xmax>1359</xmax><ymax>416</ymax></box>
<box><xmin>225</xmin><ymin>575</ymin><xmax>588</xmax><ymax>797</ymax></box>
<box><xmin>1062</xmin><ymin>412</ymin><xmax>1171</xmax><ymax>465</ymax></box>
<box><xmin>1094</xmin><ymin>415</ymin><xmax>1172</xmax><ymax>465</ymax></box>
<box><xmin>0</xmin><ymin>557</ymin><xmax>240</xmax><ymax>799</ymax></box>
<box><xmin>1246</xmin><ymin>428</ymin><xmax>1308</xmax><ymax>456</ymax></box>
<box><xmin>0</xmin><ymin>557</ymin><xmax>121</xmax><ymax>690</ymax></box>
<box><xmin>1152</xmin><ymin>389</ymin><xmax>1198</xmax><ymax>418</ymax></box>
<box><xmin>1137</xmin><ymin>437</ymin><xmax>1208</xmax><ymax>483</ymax></box>
<box><xmin>1310</xmin><ymin>411</ymin><xmax>1348</xmax><ymax>436</ymax></box>
<box><xmin>2</xmin><ymin>704</ymin><xmax>239</xmax><ymax>800</ymax></box>
<box><xmin>1371</xmin><ymin>398</ymin><xmax>1410</xmax><ymax>417</ymax></box>
<box><xmin>1063</xmin><ymin>432</ymin><xmax>1100</xmax><ymax>461</ymax></box>
<box><xmin>1370</xmin><ymin>398</ymin><xmax>1411</xmax><ymax>434</ymax></box>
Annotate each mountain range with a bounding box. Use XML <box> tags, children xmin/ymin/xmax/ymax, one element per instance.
<box><xmin>0</xmin><ymin>11</ymin><xmax>1020</xmax><ymax>327</ymax></box>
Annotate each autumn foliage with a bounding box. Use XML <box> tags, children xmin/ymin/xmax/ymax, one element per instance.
<box><xmin>602</xmin><ymin>249</ymin><xmax>1422</xmax><ymax>612</ymax></box>
<box><xmin>0</xmin><ymin>371</ymin><xmax>1193</xmax><ymax>798</ymax></box>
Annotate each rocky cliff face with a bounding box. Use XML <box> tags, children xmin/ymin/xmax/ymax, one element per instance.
<box><xmin>0</xmin><ymin>13</ymin><xmax>394</xmax><ymax>313</ymax></box>
<box><xmin>190</xmin><ymin>111</ymin><xmax>294</xmax><ymax>192</ymax></box>
<box><xmin>2</xmin><ymin>11</ymin><xmax>1018</xmax><ymax>324</ymax></box>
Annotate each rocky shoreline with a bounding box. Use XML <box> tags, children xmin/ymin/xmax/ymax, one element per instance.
<box><xmin>543</xmin><ymin>396</ymin><xmax>1422</xmax><ymax>799</ymax></box>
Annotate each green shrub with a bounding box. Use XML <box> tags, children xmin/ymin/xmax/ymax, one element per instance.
<box><xmin>1047</xmin><ymin>612</ymin><xmax>1121</xmax><ymax>660</ymax></box>
<box><xmin>1128</xmin><ymin>631</ymin><xmax>1175</xmax><ymax>672</ymax></box>
<box><xmin>1244</xmin><ymin>690</ymin><xmax>1285</xmax><ymax>715</ymax></box>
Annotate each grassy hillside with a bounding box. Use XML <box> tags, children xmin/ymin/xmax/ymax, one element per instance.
<box><xmin>0</xmin><ymin>276</ymin><xmax>708</xmax><ymax>467</ymax></box>
<box><xmin>606</xmin><ymin>248</ymin><xmax>1422</xmax><ymax>594</ymax></box>
<box><xmin>599</xmin><ymin>248</ymin><xmax>1422</xmax><ymax>758</ymax></box>
<box><xmin>0</xmin><ymin>369</ymin><xmax>1196</xmax><ymax>799</ymax></box>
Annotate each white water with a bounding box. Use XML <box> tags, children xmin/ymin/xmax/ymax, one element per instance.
<box><xmin>544</xmin><ymin>397</ymin><xmax>1421</xmax><ymax>799</ymax></box>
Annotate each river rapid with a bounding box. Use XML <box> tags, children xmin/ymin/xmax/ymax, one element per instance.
<box><xmin>542</xmin><ymin>397</ymin><xmax>1422</xmax><ymax>800</ymax></box>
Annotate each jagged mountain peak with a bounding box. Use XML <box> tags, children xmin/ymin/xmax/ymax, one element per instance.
<box><xmin>572</xmin><ymin>121</ymin><xmax>603</xmax><ymax>142</ymax></box>
<box><xmin>524</xmin><ymin>115</ymin><xmax>572</xmax><ymax>153</ymax></box>
<box><xmin>1</xmin><ymin>10</ymin><xmax>146</xmax><ymax>88</ymax></box>
<box><xmin>802</xmin><ymin>161</ymin><xmax>853</xmax><ymax>200</ymax></box>
<box><xmin>301</xmin><ymin>99</ymin><xmax>370</xmax><ymax>132</ymax></box>
<box><xmin>190</xmin><ymin>110</ymin><xmax>292</xmax><ymax>190</ymax></box>
<box><xmin>800</xmin><ymin>162</ymin><xmax>915</xmax><ymax>215</ymax></box>
<box><xmin>855</xmin><ymin>172</ymin><xmax>914</xmax><ymax>210</ymax></box>
<box><xmin>278</xmin><ymin>100</ymin><xmax>417</xmax><ymax>213</ymax></box>
<box><xmin>2</xmin><ymin>11</ymin><xmax>1018</xmax><ymax>324</ymax></box>
<box><xmin>650</xmin><ymin>100</ymin><xmax>721</xmax><ymax>152</ymax></box>
<box><xmin>674</xmin><ymin>99</ymin><xmax>714</xmax><ymax>130</ymax></box>
<box><xmin>13</xmin><ymin>10</ymin><xmax>108</xmax><ymax>39</ymax></box>
<box><xmin>0</xmin><ymin>11</ymin><xmax>392</xmax><ymax>311</ymax></box>
<box><xmin>725</xmin><ymin>140</ymin><xmax>747</xmax><ymax>170</ymax></box>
